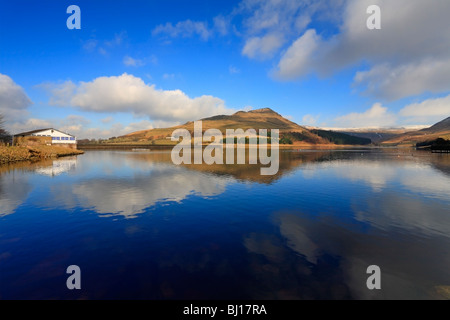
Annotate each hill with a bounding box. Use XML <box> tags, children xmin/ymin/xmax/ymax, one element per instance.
<box><xmin>330</xmin><ymin>129</ymin><xmax>413</xmax><ymax>144</ymax></box>
<box><xmin>381</xmin><ymin>117</ymin><xmax>450</xmax><ymax>145</ymax></box>
<box><xmin>108</xmin><ymin>108</ymin><xmax>372</xmax><ymax>147</ymax></box>
<box><xmin>310</xmin><ymin>129</ymin><xmax>371</xmax><ymax>145</ymax></box>
<box><xmin>315</xmin><ymin>126</ymin><xmax>429</xmax><ymax>143</ymax></box>
<box><xmin>421</xmin><ymin>117</ymin><xmax>450</xmax><ymax>134</ymax></box>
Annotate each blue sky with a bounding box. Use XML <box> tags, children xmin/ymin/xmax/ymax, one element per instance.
<box><xmin>1</xmin><ymin>0</ymin><xmax>450</xmax><ymax>138</ymax></box>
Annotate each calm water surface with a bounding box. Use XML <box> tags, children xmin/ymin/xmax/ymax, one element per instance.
<box><xmin>1</xmin><ymin>149</ymin><xmax>449</xmax><ymax>299</ymax></box>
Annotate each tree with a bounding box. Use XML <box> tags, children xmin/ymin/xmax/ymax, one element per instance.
<box><xmin>279</xmin><ymin>136</ymin><xmax>293</xmax><ymax>145</ymax></box>
<box><xmin>0</xmin><ymin>114</ymin><xmax>11</xmax><ymax>144</ymax></box>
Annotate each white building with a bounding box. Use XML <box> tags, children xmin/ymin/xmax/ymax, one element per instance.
<box><xmin>15</xmin><ymin>128</ymin><xmax>77</xmax><ymax>146</ymax></box>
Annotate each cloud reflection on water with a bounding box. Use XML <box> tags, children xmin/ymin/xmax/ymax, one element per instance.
<box><xmin>0</xmin><ymin>171</ymin><xmax>31</xmax><ymax>217</ymax></box>
<box><xmin>244</xmin><ymin>211</ymin><xmax>450</xmax><ymax>299</ymax></box>
<box><xmin>69</xmin><ymin>167</ymin><xmax>229</xmax><ymax>218</ymax></box>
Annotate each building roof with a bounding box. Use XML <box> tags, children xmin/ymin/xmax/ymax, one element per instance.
<box><xmin>14</xmin><ymin>128</ymin><xmax>75</xmax><ymax>137</ymax></box>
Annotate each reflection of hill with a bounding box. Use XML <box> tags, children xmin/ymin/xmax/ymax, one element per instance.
<box><xmin>126</xmin><ymin>150</ymin><xmax>336</xmax><ymax>184</ymax></box>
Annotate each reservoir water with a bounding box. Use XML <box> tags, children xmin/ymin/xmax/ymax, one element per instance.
<box><xmin>1</xmin><ymin>149</ymin><xmax>449</xmax><ymax>299</ymax></box>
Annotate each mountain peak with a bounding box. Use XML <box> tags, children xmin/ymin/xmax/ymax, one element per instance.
<box><xmin>238</xmin><ymin>107</ymin><xmax>278</xmax><ymax>114</ymax></box>
<box><xmin>249</xmin><ymin>107</ymin><xmax>276</xmax><ymax>113</ymax></box>
<box><xmin>232</xmin><ymin>108</ymin><xmax>280</xmax><ymax>117</ymax></box>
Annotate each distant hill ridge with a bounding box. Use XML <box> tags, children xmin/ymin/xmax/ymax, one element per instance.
<box><xmin>381</xmin><ymin>116</ymin><xmax>450</xmax><ymax>145</ymax></box>
<box><xmin>420</xmin><ymin>117</ymin><xmax>450</xmax><ymax>134</ymax></box>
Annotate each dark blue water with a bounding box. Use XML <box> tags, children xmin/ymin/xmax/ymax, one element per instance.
<box><xmin>1</xmin><ymin>149</ymin><xmax>449</xmax><ymax>299</ymax></box>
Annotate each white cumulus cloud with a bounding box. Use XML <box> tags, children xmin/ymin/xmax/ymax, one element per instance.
<box><xmin>354</xmin><ymin>59</ymin><xmax>450</xmax><ymax>100</ymax></box>
<box><xmin>237</xmin><ymin>0</ymin><xmax>344</xmax><ymax>60</ymax></box>
<box><xmin>242</xmin><ymin>33</ymin><xmax>284</xmax><ymax>59</ymax></box>
<box><xmin>276</xmin><ymin>29</ymin><xmax>321</xmax><ymax>79</ymax></box>
<box><xmin>399</xmin><ymin>94</ymin><xmax>450</xmax><ymax>124</ymax></box>
<box><xmin>0</xmin><ymin>73</ymin><xmax>32</xmax><ymax>122</ymax></box>
<box><xmin>37</xmin><ymin>80</ymin><xmax>76</xmax><ymax>106</ymax></box>
<box><xmin>333</xmin><ymin>103</ymin><xmax>397</xmax><ymax>128</ymax></box>
<box><xmin>41</xmin><ymin>73</ymin><xmax>234</xmax><ymax>123</ymax></box>
<box><xmin>8</xmin><ymin>118</ymin><xmax>53</xmax><ymax>134</ymax></box>
<box><xmin>275</xmin><ymin>0</ymin><xmax>450</xmax><ymax>100</ymax></box>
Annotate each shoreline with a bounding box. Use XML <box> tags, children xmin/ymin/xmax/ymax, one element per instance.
<box><xmin>0</xmin><ymin>145</ymin><xmax>84</xmax><ymax>165</ymax></box>
<box><xmin>78</xmin><ymin>143</ymin><xmax>416</xmax><ymax>150</ymax></box>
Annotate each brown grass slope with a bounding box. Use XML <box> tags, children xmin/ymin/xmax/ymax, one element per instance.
<box><xmin>116</xmin><ymin>108</ymin><xmax>329</xmax><ymax>145</ymax></box>
<box><xmin>381</xmin><ymin>117</ymin><xmax>450</xmax><ymax>145</ymax></box>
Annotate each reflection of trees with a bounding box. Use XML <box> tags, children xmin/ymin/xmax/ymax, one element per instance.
<box><xmin>428</xmin><ymin>154</ymin><xmax>450</xmax><ymax>177</ymax></box>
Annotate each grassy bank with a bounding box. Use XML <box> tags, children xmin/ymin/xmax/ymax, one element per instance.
<box><xmin>0</xmin><ymin>145</ymin><xmax>84</xmax><ymax>164</ymax></box>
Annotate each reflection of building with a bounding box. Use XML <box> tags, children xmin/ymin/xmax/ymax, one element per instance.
<box><xmin>35</xmin><ymin>157</ymin><xmax>77</xmax><ymax>177</ymax></box>
<box><xmin>13</xmin><ymin>128</ymin><xmax>77</xmax><ymax>149</ymax></box>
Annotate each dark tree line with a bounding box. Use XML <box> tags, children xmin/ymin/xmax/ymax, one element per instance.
<box><xmin>311</xmin><ymin>129</ymin><xmax>372</xmax><ymax>145</ymax></box>
<box><xmin>417</xmin><ymin>138</ymin><xmax>450</xmax><ymax>151</ymax></box>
